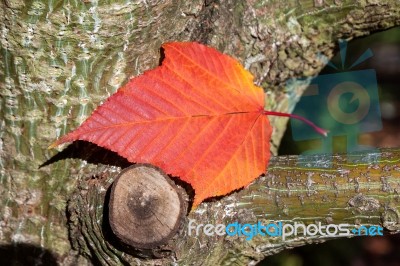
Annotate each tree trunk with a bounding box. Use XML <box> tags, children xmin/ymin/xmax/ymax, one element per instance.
<box><xmin>1</xmin><ymin>0</ymin><xmax>400</xmax><ymax>264</ymax></box>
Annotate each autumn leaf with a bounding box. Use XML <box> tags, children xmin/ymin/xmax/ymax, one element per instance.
<box><xmin>51</xmin><ymin>42</ymin><xmax>326</xmax><ymax>207</ymax></box>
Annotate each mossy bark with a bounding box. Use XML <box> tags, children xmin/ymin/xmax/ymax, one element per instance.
<box><xmin>0</xmin><ymin>0</ymin><xmax>400</xmax><ymax>264</ymax></box>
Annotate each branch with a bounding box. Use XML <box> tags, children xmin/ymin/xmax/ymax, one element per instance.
<box><xmin>67</xmin><ymin>148</ymin><xmax>400</xmax><ymax>265</ymax></box>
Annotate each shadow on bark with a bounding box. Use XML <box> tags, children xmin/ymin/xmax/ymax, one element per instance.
<box><xmin>0</xmin><ymin>243</ymin><xmax>58</xmax><ymax>266</ymax></box>
<box><xmin>40</xmin><ymin>140</ymin><xmax>132</xmax><ymax>168</ymax></box>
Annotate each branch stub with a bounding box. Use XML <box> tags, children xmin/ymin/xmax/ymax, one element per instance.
<box><xmin>109</xmin><ymin>164</ymin><xmax>185</xmax><ymax>249</ymax></box>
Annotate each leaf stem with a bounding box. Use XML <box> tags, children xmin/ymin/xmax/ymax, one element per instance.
<box><xmin>263</xmin><ymin>110</ymin><xmax>328</xmax><ymax>137</ymax></box>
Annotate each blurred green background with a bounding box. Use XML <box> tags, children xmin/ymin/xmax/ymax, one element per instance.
<box><xmin>259</xmin><ymin>26</ymin><xmax>400</xmax><ymax>266</ymax></box>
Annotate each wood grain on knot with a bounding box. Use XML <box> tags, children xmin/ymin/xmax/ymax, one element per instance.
<box><xmin>109</xmin><ymin>164</ymin><xmax>186</xmax><ymax>249</ymax></box>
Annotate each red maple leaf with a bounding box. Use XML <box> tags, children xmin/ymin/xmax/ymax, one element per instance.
<box><xmin>51</xmin><ymin>42</ymin><xmax>326</xmax><ymax>207</ymax></box>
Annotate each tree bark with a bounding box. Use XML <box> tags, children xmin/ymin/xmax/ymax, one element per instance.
<box><xmin>68</xmin><ymin>148</ymin><xmax>400</xmax><ymax>265</ymax></box>
<box><xmin>1</xmin><ymin>0</ymin><xmax>400</xmax><ymax>264</ymax></box>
